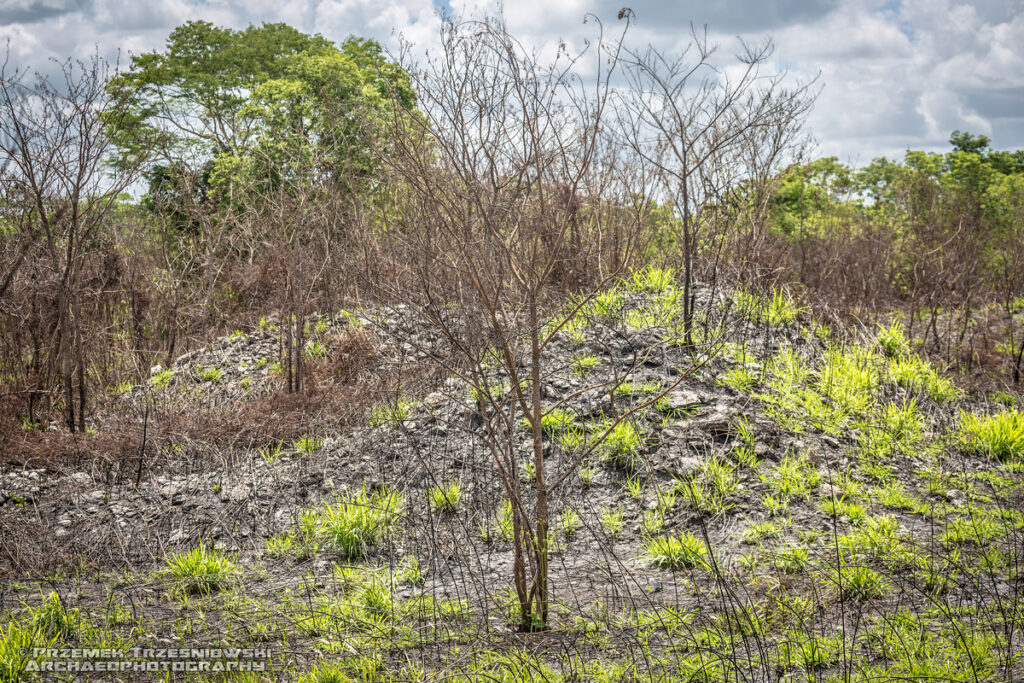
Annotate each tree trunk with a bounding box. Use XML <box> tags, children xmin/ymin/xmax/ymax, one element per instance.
<box><xmin>528</xmin><ymin>291</ymin><xmax>549</xmax><ymax>630</ymax></box>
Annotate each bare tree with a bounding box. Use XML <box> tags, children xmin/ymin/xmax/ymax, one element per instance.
<box><xmin>618</xmin><ymin>26</ymin><xmax>816</xmax><ymax>345</ymax></box>
<box><xmin>365</xmin><ymin>14</ymin><xmax>749</xmax><ymax>631</ymax></box>
<box><xmin>0</xmin><ymin>50</ymin><xmax>144</xmax><ymax>431</ymax></box>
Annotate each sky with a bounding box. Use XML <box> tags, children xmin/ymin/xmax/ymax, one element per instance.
<box><xmin>1</xmin><ymin>0</ymin><xmax>1022</xmax><ymax>165</ymax></box>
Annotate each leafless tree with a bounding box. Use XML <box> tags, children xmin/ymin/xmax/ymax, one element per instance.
<box><xmin>618</xmin><ymin>25</ymin><xmax>816</xmax><ymax>345</ymax></box>
<box><xmin>365</xmin><ymin>14</ymin><xmax>754</xmax><ymax>631</ymax></box>
<box><xmin>0</xmin><ymin>49</ymin><xmax>144</xmax><ymax>431</ymax></box>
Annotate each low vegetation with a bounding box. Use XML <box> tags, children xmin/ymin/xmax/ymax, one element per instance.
<box><xmin>1</xmin><ymin>9</ymin><xmax>1022</xmax><ymax>683</ymax></box>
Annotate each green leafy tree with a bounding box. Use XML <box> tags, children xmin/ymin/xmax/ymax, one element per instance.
<box><xmin>107</xmin><ymin>21</ymin><xmax>415</xmax><ymax>207</ymax></box>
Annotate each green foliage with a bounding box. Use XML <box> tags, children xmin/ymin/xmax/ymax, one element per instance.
<box><xmin>876</xmin><ymin>320</ymin><xmax>910</xmax><ymax>358</ymax></box>
<box><xmin>760</xmin><ymin>451</ymin><xmax>821</xmax><ymax>505</ymax></box>
<box><xmin>958</xmin><ymin>408</ymin><xmax>1024</xmax><ymax>461</ymax></box>
<box><xmin>559</xmin><ymin>508</ymin><xmax>581</xmax><ymax>536</ymax></box>
<box><xmin>598</xmin><ymin>420</ymin><xmax>644</xmax><ymax>471</ymax></box>
<box><xmin>108</xmin><ymin>22</ymin><xmax>416</xmax><ymax>207</ymax></box>
<box><xmin>292</xmin><ymin>435</ymin><xmax>322</xmax><ymax>454</ymax></box>
<box><xmin>772</xmin><ymin>545</ymin><xmax>810</xmax><ymax>574</ymax></box>
<box><xmin>527</xmin><ymin>407</ymin><xmax>578</xmax><ymax>435</ymax></box>
<box><xmin>483</xmin><ymin>499</ymin><xmax>515</xmax><ymax>544</ymax></box>
<box><xmin>305</xmin><ymin>340</ymin><xmax>328</xmax><ymax>359</ymax></box>
<box><xmin>428</xmin><ymin>482</ymin><xmax>461</xmax><ymax>513</ymax></box>
<box><xmin>163</xmin><ymin>544</ymin><xmax>238</xmax><ymax>596</ymax></box>
<box><xmin>318</xmin><ymin>487</ymin><xmax>404</xmax><ymax>559</ymax></box>
<box><xmin>838</xmin><ymin>564</ymin><xmax>888</xmax><ymax>600</ymax></box>
<box><xmin>734</xmin><ymin>287</ymin><xmax>804</xmax><ymax>325</ymax></box>
<box><xmin>195</xmin><ymin>364</ymin><xmax>223</xmax><ymax>382</ymax></box>
<box><xmin>570</xmin><ymin>353</ymin><xmax>600</xmax><ymax>378</ymax></box>
<box><xmin>578</xmin><ymin>288</ymin><xmax>625</xmax><ymax>320</ymax></box>
<box><xmin>890</xmin><ymin>354</ymin><xmax>960</xmax><ymax>403</ymax></box>
<box><xmin>645</xmin><ymin>532</ymin><xmax>708</xmax><ymax>570</ymax></box>
<box><xmin>676</xmin><ymin>457</ymin><xmax>739</xmax><ymax>514</ymax></box>
<box><xmin>858</xmin><ymin>399</ymin><xmax>926</xmax><ymax>461</ymax></box>
<box><xmin>742</xmin><ymin>519</ymin><xmax>788</xmax><ymax>545</ymax></box>
<box><xmin>640</xmin><ymin>509</ymin><xmax>665</xmax><ymax>535</ymax></box>
<box><xmin>774</xmin><ymin>631</ymin><xmax>842</xmax><ymax>673</ymax></box>
<box><xmin>626</xmin><ymin>266</ymin><xmax>676</xmax><ymax>294</ymax></box>
<box><xmin>599</xmin><ymin>506</ymin><xmax>625</xmax><ymax>538</ymax></box>
<box><xmin>1</xmin><ymin>619</ymin><xmax>57</xmax><ymax>682</ymax></box>
<box><xmin>149</xmin><ymin>368</ymin><xmax>174</xmax><ymax>389</ymax></box>
<box><xmin>369</xmin><ymin>399</ymin><xmax>412</xmax><ymax>428</ymax></box>
<box><xmin>258</xmin><ymin>440</ymin><xmax>285</xmax><ymax>463</ymax></box>
<box><xmin>817</xmin><ymin>344</ymin><xmax>882</xmax><ymax>415</ymax></box>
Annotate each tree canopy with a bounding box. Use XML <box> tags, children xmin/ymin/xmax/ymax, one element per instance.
<box><xmin>107</xmin><ymin>21</ymin><xmax>416</xmax><ymax>206</ymax></box>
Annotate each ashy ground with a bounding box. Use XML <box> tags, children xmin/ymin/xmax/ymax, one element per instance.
<box><xmin>2</xmin><ymin>270</ymin><xmax>1023</xmax><ymax>681</ymax></box>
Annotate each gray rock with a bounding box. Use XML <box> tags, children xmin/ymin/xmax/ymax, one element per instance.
<box><xmin>663</xmin><ymin>389</ymin><xmax>704</xmax><ymax>412</ymax></box>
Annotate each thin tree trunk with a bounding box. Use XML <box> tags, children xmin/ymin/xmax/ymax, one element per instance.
<box><xmin>529</xmin><ymin>291</ymin><xmax>548</xmax><ymax>630</ymax></box>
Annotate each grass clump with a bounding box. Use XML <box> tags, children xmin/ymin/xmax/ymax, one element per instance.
<box><xmin>570</xmin><ymin>353</ymin><xmax>600</xmax><ymax>378</ymax></box>
<box><xmin>559</xmin><ymin>508</ymin><xmax>581</xmax><ymax>536</ymax></box>
<box><xmin>645</xmin><ymin>532</ymin><xmax>708</xmax><ymax>570</ymax></box>
<box><xmin>149</xmin><ymin>368</ymin><xmax>174</xmax><ymax>389</ymax></box>
<box><xmin>838</xmin><ymin>564</ymin><xmax>888</xmax><ymax>600</ymax></box>
<box><xmin>164</xmin><ymin>544</ymin><xmax>238</xmax><ymax>596</ymax></box>
<box><xmin>529</xmin><ymin>407</ymin><xmax>578</xmax><ymax>435</ymax></box>
<box><xmin>876</xmin><ymin>320</ymin><xmax>910</xmax><ymax>358</ymax></box>
<box><xmin>292</xmin><ymin>435</ymin><xmax>322</xmax><ymax>455</ymax></box>
<box><xmin>319</xmin><ymin>487</ymin><xmax>404</xmax><ymax>559</ymax></box>
<box><xmin>482</xmin><ymin>499</ymin><xmax>515</xmax><ymax>544</ymax></box>
<box><xmin>578</xmin><ymin>287</ymin><xmax>624</xmax><ymax>320</ymax></box>
<box><xmin>760</xmin><ymin>451</ymin><xmax>821</xmax><ymax>506</ymax></box>
<box><xmin>369</xmin><ymin>399</ymin><xmax>413</xmax><ymax>428</ymax></box>
<box><xmin>598</xmin><ymin>420</ymin><xmax>644</xmax><ymax>471</ymax></box>
<box><xmin>627</xmin><ymin>266</ymin><xmax>676</xmax><ymax>294</ymax></box>
<box><xmin>735</xmin><ymin>287</ymin><xmax>804</xmax><ymax>325</ymax></box>
<box><xmin>600</xmin><ymin>506</ymin><xmax>625</xmax><ymax>538</ymax></box>
<box><xmin>958</xmin><ymin>408</ymin><xmax>1024</xmax><ymax>462</ymax></box>
<box><xmin>196</xmin><ymin>365</ymin><xmax>223</xmax><ymax>383</ymax></box>
<box><xmin>890</xmin><ymin>354</ymin><xmax>960</xmax><ymax>403</ymax></box>
<box><xmin>428</xmin><ymin>482</ymin><xmax>461</xmax><ymax>513</ymax></box>
<box><xmin>1</xmin><ymin>620</ymin><xmax>56</xmax><ymax>682</ymax></box>
<box><xmin>772</xmin><ymin>545</ymin><xmax>810</xmax><ymax>574</ymax></box>
<box><xmin>676</xmin><ymin>458</ymin><xmax>739</xmax><ymax>514</ymax></box>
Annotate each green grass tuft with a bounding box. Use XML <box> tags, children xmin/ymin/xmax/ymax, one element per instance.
<box><xmin>645</xmin><ymin>532</ymin><xmax>708</xmax><ymax>570</ymax></box>
<box><xmin>319</xmin><ymin>487</ymin><xmax>404</xmax><ymax>559</ymax></box>
<box><xmin>428</xmin><ymin>482</ymin><xmax>461</xmax><ymax>513</ymax></box>
<box><xmin>959</xmin><ymin>408</ymin><xmax>1024</xmax><ymax>462</ymax></box>
<box><xmin>164</xmin><ymin>544</ymin><xmax>238</xmax><ymax>596</ymax></box>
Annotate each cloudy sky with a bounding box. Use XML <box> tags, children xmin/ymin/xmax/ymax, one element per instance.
<box><xmin>2</xmin><ymin>0</ymin><xmax>1022</xmax><ymax>164</ymax></box>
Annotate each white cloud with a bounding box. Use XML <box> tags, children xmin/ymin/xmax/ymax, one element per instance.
<box><xmin>1</xmin><ymin>0</ymin><xmax>1022</xmax><ymax>159</ymax></box>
